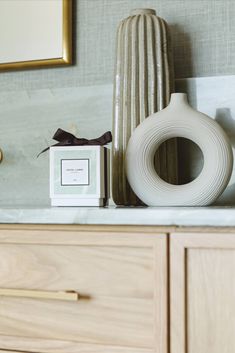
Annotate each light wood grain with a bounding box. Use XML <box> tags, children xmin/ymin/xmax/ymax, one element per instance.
<box><xmin>170</xmin><ymin>233</ymin><xmax>186</xmax><ymax>353</ymax></box>
<box><xmin>171</xmin><ymin>232</ymin><xmax>235</xmax><ymax>353</ymax></box>
<box><xmin>0</xmin><ymin>228</ymin><xmax>166</xmax><ymax>246</ymax></box>
<box><xmin>0</xmin><ymin>296</ymin><xmax>153</xmax><ymax>347</ymax></box>
<box><xmin>3</xmin><ymin>224</ymin><xmax>235</xmax><ymax>235</ymax></box>
<box><xmin>0</xmin><ymin>243</ymin><xmax>153</xmax><ymax>297</ymax></box>
<box><xmin>1</xmin><ymin>223</ymin><xmax>235</xmax><ymax>235</ymax></box>
<box><xmin>0</xmin><ymin>223</ymin><xmax>175</xmax><ymax>233</ymax></box>
<box><xmin>154</xmin><ymin>235</ymin><xmax>168</xmax><ymax>353</ymax></box>
<box><xmin>0</xmin><ymin>335</ymin><xmax>153</xmax><ymax>353</ymax></box>
<box><xmin>0</xmin><ymin>228</ymin><xmax>167</xmax><ymax>353</ymax></box>
<box><xmin>176</xmin><ymin>226</ymin><xmax>235</xmax><ymax>233</ymax></box>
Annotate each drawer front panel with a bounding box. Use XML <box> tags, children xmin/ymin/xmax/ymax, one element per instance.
<box><xmin>0</xmin><ymin>244</ymin><xmax>152</xmax><ymax>298</ymax></box>
<box><xmin>0</xmin><ymin>296</ymin><xmax>153</xmax><ymax>347</ymax></box>
<box><xmin>0</xmin><ymin>228</ymin><xmax>167</xmax><ymax>352</ymax></box>
<box><xmin>0</xmin><ymin>335</ymin><xmax>153</xmax><ymax>353</ymax></box>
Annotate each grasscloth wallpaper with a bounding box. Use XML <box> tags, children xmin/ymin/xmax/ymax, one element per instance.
<box><xmin>0</xmin><ymin>0</ymin><xmax>234</xmax><ymax>92</ymax></box>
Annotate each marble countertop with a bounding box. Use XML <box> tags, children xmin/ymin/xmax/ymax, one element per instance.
<box><xmin>0</xmin><ymin>206</ymin><xmax>235</xmax><ymax>227</ymax></box>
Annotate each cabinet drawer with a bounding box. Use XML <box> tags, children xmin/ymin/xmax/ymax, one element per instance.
<box><xmin>0</xmin><ymin>227</ymin><xmax>167</xmax><ymax>353</ymax></box>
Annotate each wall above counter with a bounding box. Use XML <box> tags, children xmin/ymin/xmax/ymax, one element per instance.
<box><xmin>0</xmin><ymin>0</ymin><xmax>72</xmax><ymax>71</ymax></box>
<box><xmin>0</xmin><ymin>0</ymin><xmax>233</xmax><ymax>90</ymax></box>
<box><xmin>0</xmin><ymin>75</ymin><xmax>235</xmax><ymax>207</ymax></box>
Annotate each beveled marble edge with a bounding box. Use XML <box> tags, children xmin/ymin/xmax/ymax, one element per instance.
<box><xmin>0</xmin><ymin>206</ymin><xmax>235</xmax><ymax>226</ymax></box>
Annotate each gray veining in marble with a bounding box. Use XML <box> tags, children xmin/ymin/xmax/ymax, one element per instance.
<box><xmin>176</xmin><ymin>75</ymin><xmax>235</xmax><ymax>205</ymax></box>
<box><xmin>1</xmin><ymin>75</ymin><xmax>235</xmax><ymax>209</ymax></box>
<box><xmin>0</xmin><ymin>206</ymin><xmax>235</xmax><ymax>227</ymax></box>
<box><xmin>0</xmin><ymin>84</ymin><xmax>112</xmax><ymax>206</ymax></box>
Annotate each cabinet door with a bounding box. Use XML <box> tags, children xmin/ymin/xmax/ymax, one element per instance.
<box><xmin>0</xmin><ymin>226</ymin><xmax>168</xmax><ymax>353</ymax></box>
<box><xmin>170</xmin><ymin>232</ymin><xmax>235</xmax><ymax>353</ymax></box>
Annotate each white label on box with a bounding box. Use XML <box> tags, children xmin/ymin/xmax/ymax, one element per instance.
<box><xmin>61</xmin><ymin>159</ymin><xmax>89</xmax><ymax>186</ymax></box>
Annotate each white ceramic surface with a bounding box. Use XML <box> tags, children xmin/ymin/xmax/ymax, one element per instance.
<box><xmin>126</xmin><ymin>93</ymin><xmax>233</xmax><ymax>206</ymax></box>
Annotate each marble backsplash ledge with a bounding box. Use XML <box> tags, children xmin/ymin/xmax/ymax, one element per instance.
<box><xmin>0</xmin><ymin>84</ymin><xmax>113</xmax><ymax>206</ymax></box>
<box><xmin>1</xmin><ymin>75</ymin><xmax>235</xmax><ymax>206</ymax></box>
<box><xmin>176</xmin><ymin>75</ymin><xmax>235</xmax><ymax>205</ymax></box>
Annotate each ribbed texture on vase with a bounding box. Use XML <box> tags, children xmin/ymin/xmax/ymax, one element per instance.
<box><xmin>112</xmin><ymin>9</ymin><xmax>176</xmax><ymax>206</ymax></box>
<box><xmin>126</xmin><ymin>94</ymin><xmax>233</xmax><ymax>206</ymax></box>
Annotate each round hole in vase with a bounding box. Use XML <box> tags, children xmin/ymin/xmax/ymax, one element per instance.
<box><xmin>155</xmin><ymin>137</ymin><xmax>204</xmax><ymax>185</ymax></box>
<box><xmin>125</xmin><ymin>93</ymin><xmax>233</xmax><ymax>206</ymax></box>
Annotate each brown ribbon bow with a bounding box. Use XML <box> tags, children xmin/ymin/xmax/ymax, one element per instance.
<box><xmin>37</xmin><ymin>128</ymin><xmax>112</xmax><ymax>157</ymax></box>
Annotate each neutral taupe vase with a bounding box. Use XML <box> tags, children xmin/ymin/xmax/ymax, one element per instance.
<box><xmin>112</xmin><ymin>8</ymin><xmax>177</xmax><ymax>206</ymax></box>
<box><xmin>126</xmin><ymin>93</ymin><xmax>233</xmax><ymax>206</ymax></box>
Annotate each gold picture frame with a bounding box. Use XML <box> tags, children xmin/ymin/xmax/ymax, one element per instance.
<box><xmin>0</xmin><ymin>0</ymin><xmax>72</xmax><ymax>71</ymax></box>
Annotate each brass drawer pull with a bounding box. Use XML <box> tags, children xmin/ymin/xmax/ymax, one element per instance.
<box><xmin>0</xmin><ymin>288</ymin><xmax>80</xmax><ymax>301</ymax></box>
<box><xmin>0</xmin><ymin>149</ymin><xmax>3</xmax><ymax>163</ymax></box>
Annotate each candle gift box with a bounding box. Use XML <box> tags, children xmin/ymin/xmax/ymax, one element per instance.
<box><xmin>50</xmin><ymin>145</ymin><xmax>110</xmax><ymax>206</ymax></box>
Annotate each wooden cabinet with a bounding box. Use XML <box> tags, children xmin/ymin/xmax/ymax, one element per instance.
<box><xmin>1</xmin><ymin>225</ymin><xmax>235</xmax><ymax>353</ymax></box>
<box><xmin>170</xmin><ymin>232</ymin><xmax>235</xmax><ymax>353</ymax></box>
<box><xmin>0</xmin><ymin>226</ymin><xmax>168</xmax><ymax>353</ymax></box>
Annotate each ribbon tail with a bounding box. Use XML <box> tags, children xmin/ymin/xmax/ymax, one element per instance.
<box><xmin>37</xmin><ymin>142</ymin><xmax>68</xmax><ymax>157</ymax></box>
<box><xmin>37</xmin><ymin>146</ymin><xmax>50</xmax><ymax>158</ymax></box>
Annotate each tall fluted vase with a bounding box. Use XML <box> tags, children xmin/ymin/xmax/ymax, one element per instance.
<box><xmin>112</xmin><ymin>8</ymin><xmax>177</xmax><ymax>205</ymax></box>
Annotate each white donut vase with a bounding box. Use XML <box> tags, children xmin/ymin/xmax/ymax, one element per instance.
<box><xmin>125</xmin><ymin>93</ymin><xmax>233</xmax><ymax>206</ymax></box>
